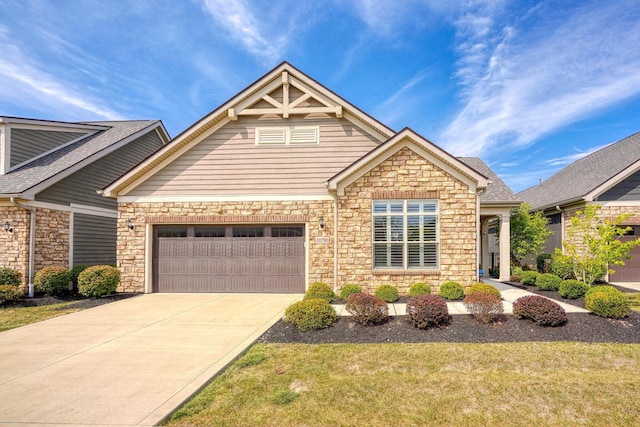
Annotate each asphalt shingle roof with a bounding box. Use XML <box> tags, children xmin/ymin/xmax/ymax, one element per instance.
<box><xmin>518</xmin><ymin>131</ymin><xmax>640</xmax><ymax>210</ymax></box>
<box><xmin>458</xmin><ymin>157</ymin><xmax>520</xmax><ymax>203</ymax></box>
<box><xmin>0</xmin><ymin>120</ymin><xmax>158</xmax><ymax>195</ymax></box>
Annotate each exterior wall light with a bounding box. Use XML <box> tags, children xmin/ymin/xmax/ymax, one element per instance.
<box><xmin>318</xmin><ymin>217</ymin><xmax>325</xmax><ymax>230</ymax></box>
<box><xmin>126</xmin><ymin>218</ymin><xmax>135</xmax><ymax>230</ymax></box>
<box><xmin>3</xmin><ymin>221</ymin><xmax>13</xmax><ymax>233</ymax></box>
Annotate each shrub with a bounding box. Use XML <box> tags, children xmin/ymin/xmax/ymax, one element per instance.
<box><xmin>33</xmin><ymin>266</ymin><xmax>71</xmax><ymax>296</ymax></box>
<box><xmin>0</xmin><ymin>268</ymin><xmax>21</xmax><ymax>286</ymax></box>
<box><xmin>536</xmin><ymin>253</ymin><xmax>552</xmax><ymax>273</ymax></box>
<box><xmin>510</xmin><ymin>275</ymin><xmax>521</xmax><ymax>282</ymax></box>
<box><xmin>467</xmin><ymin>283</ymin><xmax>501</xmax><ymax>299</ymax></box>
<box><xmin>585</xmin><ymin>289</ymin><xmax>629</xmax><ymax>318</ymax></box>
<box><xmin>551</xmin><ymin>250</ymin><xmax>575</xmax><ymax>280</ymax></box>
<box><xmin>439</xmin><ymin>281</ymin><xmax>464</xmax><ymax>300</ymax></box>
<box><xmin>558</xmin><ymin>280</ymin><xmax>590</xmax><ymax>299</ymax></box>
<box><xmin>78</xmin><ymin>265</ymin><xmax>120</xmax><ymax>298</ymax></box>
<box><xmin>375</xmin><ymin>284</ymin><xmax>399</xmax><ymax>302</ymax></box>
<box><xmin>345</xmin><ymin>292</ymin><xmax>389</xmax><ymax>326</ymax></box>
<box><xmin>0</xmin><ymin>284</ymin><xmax>23</xmax><ymax>304</ymax></box>
<box><xmin>520</xmin><ymin>271</ymin><xmax>539</xmax><ymax>286</ymax></box>
<box><xmin>406</xmin><ymin>294</ymin><xmax>451</xmax><ymax>329</ymax></box>
<box><xmin>488</xmin><ymin>267</ymin><xmax>500</xmax><ymax>278</ymax></box>
<box><xmin>284</xmin><ymin>298</ymin><xmax>338</xmax><ymax>331</ymax></box>
<box><xmin>303</xmin><ymin>282</ymin><xmax>336</xmax><ymax>302</ymax></box>
<box><xmin>409</xmin><ymin>282</ymin><xmax>432</xmax><ymax>296</ymax></box>
<box><xmin>463</xmin><ymin>292</ymin><xmax>503</xmax><ymax>324</ymax></box>
<box><xmin>339</xmin><ymin>284</ymin><xmax>362</xmax><ymax>301</ymax></box>
<box><xmin>70</xmin><ymin>264</ymin><xmax>89</xmax><ymax>287</ymax></box>
<box><xmin>512</xmin><ymin>295</ymin><xmax>567</xmax><ymax>327</ymax></box>
<box><xmin>585</xmin><ymin>285</ymin><xmax>620</xmax><ymax>297</ymax></box>
<box><xmin>536</xmin><ymin>273</ymin><xmax>562</xmax><ymax>291</ymax></box>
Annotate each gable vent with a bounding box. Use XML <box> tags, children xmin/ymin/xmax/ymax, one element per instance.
<box><xmin>256</xmin><ymin>126</ymin><xmax>319</xmax><ymax>145</ymax></box>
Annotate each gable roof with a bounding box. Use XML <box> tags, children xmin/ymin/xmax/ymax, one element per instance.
<box><xmin>458</xmin><ymin>157</ymin><xmax>520</xmax><ymax>205</ymax></box>
<box><xmin>103</xmin><ymin>62</ymin><xmax>396</xmax><ymax>197</ymax></box>
<box><xmin>327</xmin><ymin>128</ymin><xmax>490</xmax><ymax>196</ymax></box>
<box><xmin>519</xmin><ymin>131</ymin><xmax>640</xmax><ymax>210</ymax></box>
<box><xmin>0</xmin><ymin>118</ymin><xmax>169</xmax><ymax>199</ymax></box>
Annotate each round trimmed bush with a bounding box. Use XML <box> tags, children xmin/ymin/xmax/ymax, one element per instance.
<box><xmin>339</xmin><ymin>284</ymin><xmax>362</xmax><ymax>301</ymax></box>
<box><xmin>284</xmin><ymin>298</ymin><xmax>338</xmax><ymax>331</ymax></box>
<box><xmin>0</xmin><ymin>268</ymin><xmax>21</xmax><ymax>286</ymax></box>
<box><xmin>536</xmin><ymin>273</ymin><xmax>562</xmax><ymax>291</ymax></box>
<box><xmin>512</xmin><ymin>295</ymin><xmax>567</xmax><ymax>327</ymax></box>
<box><xmin>406</xmin><ymin>294</ymin><xmax>451</xmax><ymax>329</ymax></box>
<box><xmin>467</xmin><ymin>283</ymin><xmax>501</xmax><ymax>299</ymax></box>
<box><xmin>558</xmin><ymin>280</ymin><xmax>590</xmax><ymax>299</ymax></box>
<box><xmin>303</xmin><ymin>282</ymin><xmax>336</xmax><ymax>302</ymax></box>
<box><xmin>0</xmin><ymin>284</ymin><xmax>23</xmax><ymax>304</ymax></box>
<box><xmin>375</xmin><ymin>284</ymin><xmax>399</xmax><ymax>302</ymax></box>
<box><xmin>439</xmin><ymin>281</ymin><xmax>464</xmax><ymax>300</ymax></box>
<box><xmin>520</xmin><ymin>271</ymin><xmax>539</xmax><ymax>286</ymax></box>
<box><xmin>463</xmin><ymin>292</ymin><xmax>503</xmax><ymax>324</ymax></box>
<box><xmin>585</xmin><ymin>285</ymin><xmax>620</xmax><ymax>297</ymax></box>
<box><xmin>585</xmin><ymin>289</ymin><xmax>629</xmax><ymax>318</ymax></box>
<box><xmin>409</xmin><ymin>282</ymin><xmax>432</xmax><ymax>296</ymax></box>
<box><xmin>345</xmin><ymin>292</ymin><xmax>389</xmax><ymax>325</ymax></box>
<box><xmin>78</xmin><ymin>265</ymin><xmax>120</xmax><ymax>298</ymax></box>
<box><xmin>34</xmin><ymin>266</ymin><xmax>71</xmax><ymax>296</ymax></box>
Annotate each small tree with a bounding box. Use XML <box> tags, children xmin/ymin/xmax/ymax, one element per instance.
<box><xmin>506</xmin><ymin>203</ymin><xmax>552</xmax><ymax>265</ymax></box>
<box><xmin>563</xmin><ymin>205</ymin><xmax>640</xmax><ymax>284</ymax></box>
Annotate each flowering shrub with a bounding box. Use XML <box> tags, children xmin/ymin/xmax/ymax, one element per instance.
<box><xmin>512</xmin><ymin>295</ymin><xmax>567</xmax><ymax>327</ymax></box>
<box><xmin>339</xmin><ymin>284</ymin><xmax>362</xmax><ymax>301</ymax></box>
<box><xmin>375</xmin><ymin>284</ymin><xmax>399</xmax><ymax>302</ymax></box>
<box><xmin>558</xmin><ymin>280</ymin><xmax>590</xmax><ymax>299</ymax></box>
<box><xmin>406</xmin><ymin>294</ymin><xmax>451</xmax><ymax>329</ymax></box>
<box><xmin>466</xmin><ymin>283</ymin><xmax>501</xmax><ymax>299</ymax></box>
<box><xmin>303</xmin><ymin>282</ymin><xmax>336</xmax><ymax>302</ymax></box>
<box><xmin>463</xmin><ymin>292</ymin><xmax>503</xmax><ymax>324</ymax></box>
<box><xmin>345</xmin><ymin>292</ymin><xmax>389</xmax><ymax>326</ymax></box>
<box><xmin>409</xmin><ymin>282</ymin><xmax>431</xmax><ymax>296</ymax></box>
<box><xmin>536</xmin><ymin>273</ymin><xmax>562</xmax><ymax>291</ymax></box>
<box><xmin>439</xmin><ymin>281</ymin><xmax>464</xmax><ymax>300</ymax></box>
<box><xmin>284</xmin><ymin>299</ymin><xmax>338</xmax><ymax>331</ymax></box>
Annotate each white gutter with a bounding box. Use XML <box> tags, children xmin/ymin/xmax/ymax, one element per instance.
<box><xmin>10</xmin><ymin>197</ymin><xmax>35</xmax><ymax>297</ymax></box>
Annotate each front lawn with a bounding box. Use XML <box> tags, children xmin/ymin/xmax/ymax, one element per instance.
<box><xmin>0</xmin><ymin>302</ymin><xmax>80</xmax><ymax>332</ymax></box>
<box><xmin>167</xmin><ymin>342</ymin><xmax>640</xmax><ymax>426</ymax></box>
<box><xmin>629</xmin><ymin>293</ymin><xmax>640</xmax><ymax>311</ymax></box>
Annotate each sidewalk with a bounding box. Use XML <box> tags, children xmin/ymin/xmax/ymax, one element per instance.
<box><xmin>332</xmin><ymin>279</ymin><xmax>588</xmax><ymax>316</ymax></box>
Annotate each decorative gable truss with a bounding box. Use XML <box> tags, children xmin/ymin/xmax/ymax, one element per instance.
<box><xmin>228</xmin><ymin>71</ymin><xmax>343</xmax><ymax>121</ymax></box>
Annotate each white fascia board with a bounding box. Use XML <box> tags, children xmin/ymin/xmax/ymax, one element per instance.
<box><xmin>19</xmin><ymin>200</ymin><xmax>118</xmax><ymax>218</ymax></box>
<box><xmin>117</xmin><ymin>194</ymin><xmax>334</xmax><ymax>203</ymax></box>
<box><xmin>585</xmin><ymin>160</ymin><xmax>640</xmax><ymax>201</ymax></box>
<box><xmin>0</xmin><ymin>117</ymin><xmax>109</xmax><ymax>132</ymax></box>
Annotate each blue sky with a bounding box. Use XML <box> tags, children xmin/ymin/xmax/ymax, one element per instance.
<box><xmin>1</xmin><ymin>0</ymin><xmax>640</xmax><ymax>193</ymax></box>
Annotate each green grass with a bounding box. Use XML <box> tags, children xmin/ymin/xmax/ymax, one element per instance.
<box><xmin>628</xmin><ymin>293</ymin><xmax>640</xmax><ymax>312</ymax></box>
<box><xmin>0</xmin><ymin>302</ymin><xmax>80</xmax><ymax>332</ymax></box>
<box><xmin>167</xmin><ymin>342</ymin><xmax>640</xmax><ymax>426</ymax></box>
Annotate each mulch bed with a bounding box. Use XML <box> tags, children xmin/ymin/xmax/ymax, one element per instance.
<box><xmin>2</xmin><ymin>293</ymin><xmax>137</xmax><ymax>310</ymax></box>
<box><xmin>259</xmin><ymin>284</ymin><xmax>640</xmax><ymax>344</ymax></box>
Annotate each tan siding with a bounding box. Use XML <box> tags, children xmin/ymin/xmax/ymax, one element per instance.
<box><xmin>129</xmin><ymin>117</ymin><xmax>381</xmax><ymax>196</ymax></box>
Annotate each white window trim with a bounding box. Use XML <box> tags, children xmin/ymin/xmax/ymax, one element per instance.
<box><xmin>372</xmin><ymin>199</ymin><xmax>440</xmax><ymax>270</ymax></box>
<box><xmin>255</xmin><ymin>126</ymin><xmax>319</xmax><ymax>145</ymax></box>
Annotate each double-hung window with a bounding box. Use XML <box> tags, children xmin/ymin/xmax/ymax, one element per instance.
<box><xmin>373</xmin><ymin>200</ymin><xmax>439</xmax><ymax>269</ymax></box>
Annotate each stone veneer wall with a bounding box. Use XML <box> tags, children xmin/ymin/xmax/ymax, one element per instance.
<box><xmin>0</xmin><ymin>206</ymin><xmax>31</xmax><ymax>287</ymax></box>
<box><xmin>562</xmin><ymin>204</ymin><xmax>640</xmax><ymax>252</ymax></box>
<box><xmin>117</xmin><ymin>200</ymin><xmax>335</xmax><ymax>293</ymax></box>
<box><xmin>337</xmin><ymin>147</ymin><xmax>478</xmax><ymax>294</ymax></box>
<box><xmin>34</xmin><ymin>208</ymin><xmax>70</xmax><ymax>271</ymax></box>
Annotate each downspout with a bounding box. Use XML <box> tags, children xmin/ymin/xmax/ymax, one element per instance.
<box><xmin>332</xmin><ymin>191</ymin><xmax>339</xmax><ymax>293</ymax></box>
<box><xmin>10</xmin><ymin>197</ymin><xmax>35</xmax><ymax>297</ymax></box>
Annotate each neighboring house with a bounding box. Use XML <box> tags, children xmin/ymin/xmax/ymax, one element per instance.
<box><xmin>0</xmin><ymin>116</ymin><xmax>169</xmax><ymax>291</ymax></box>
<box><xmin>103</xmin><ymin>62</ymin><xmax>519</xmax><ymax>294</ymax></box>
<box><xmin>519</xmin><ymin>131</ymin><xmax>640</xmax><ymax>282</ymax></box>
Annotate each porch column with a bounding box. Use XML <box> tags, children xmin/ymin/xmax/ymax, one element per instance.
<box><xmin>481</xmin><ymin>218</ymin><xmax>490</xmax><ymax>274</ymax></box>
<box><xmin>499</xmin><ymin>212</ymin><xmax>510</xmax><ymax>281</ymax></box>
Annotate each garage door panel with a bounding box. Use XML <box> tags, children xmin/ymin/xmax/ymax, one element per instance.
<box><xmin>610</xmin><ymin>231</ymin><xmax>640</xmax><ymax>282</ymax></box>
<box><xmin>154</xmin><ymin>225</ymin><xmax>305</xmax><ymax>293</ymax></box>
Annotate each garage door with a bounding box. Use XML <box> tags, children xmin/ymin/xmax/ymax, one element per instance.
<box><xmin>610</xmin><ymin>226</ymin><xmax>640</xmax><ymax>282</ymax></box>
<box><xmin>153</xmin><ymin>225</ymin><xmax>305</xmax><ymax>293</ymax></box>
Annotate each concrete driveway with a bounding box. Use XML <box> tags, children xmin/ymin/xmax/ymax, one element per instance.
<box><xmin>0</xmin><ymin>293</ymin><xmax>300</xmax><ymax>426</ymax></box>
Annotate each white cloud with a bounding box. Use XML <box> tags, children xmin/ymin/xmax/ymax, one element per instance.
<box><xmin>373</xmin><ymin>70</ymin><xmax>430</xmax><ymax>126</ymax></box>
<box><xmin>441</xmin><ymin>1</ymin><xmax>640</xmax><ymax>157</ymax></box>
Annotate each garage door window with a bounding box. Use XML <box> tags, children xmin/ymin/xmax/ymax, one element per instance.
<box><xmin>157</xmin><ymin>226</ymin><xmax>187</xmax><ymax>238</ymax></box>
<box><xmin>271</xmin><ymin>226</ymin><xmax>304</xmax><ymax>237</ymax></box>
<box><xmin>195</xmin><ymin>227</ymin><xmax>225</xmax><ymax>237</ymax></box>
<box><xmin>233</xmin><ymin>227</ymin><xmax>264</xmax><ymax>237</ymax></box>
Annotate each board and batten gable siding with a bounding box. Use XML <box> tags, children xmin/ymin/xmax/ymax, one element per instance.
<box><xmin>10</xmin><ymin>129</ymin><xmax>88</xmax><ymax>167</ymax></box>
<box><xmin>73</xmin><ymin>213</ymin><xmax>116</xmax><ymax>265</ymax></box>
<box><xmin>128</xmin><ymin>117</ymin><xmax>382</xmax><ymax>196</ymax></box>
<box><xmin>36</xmin><ymin>130</ymin><xmax>165</xmax><ymax>209</ymax></box>
<box><xmin>598</xmin><ymin>169</ymin><xmax>640</xmax><ymax>201</ymax></box>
